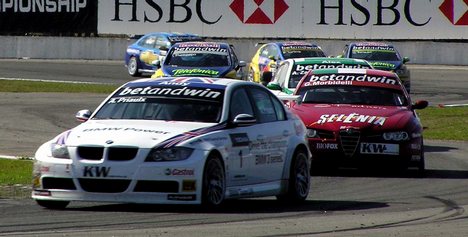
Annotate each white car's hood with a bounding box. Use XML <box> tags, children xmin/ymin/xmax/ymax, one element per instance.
<box><xmin>61</xmin><ymin>120</ymin><xmax>213</xmax><ymax>148</ymax></box>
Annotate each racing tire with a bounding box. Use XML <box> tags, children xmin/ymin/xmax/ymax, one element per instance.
<box><xmin>416</xmin><ymin>140</ymin><xmax>426</xmax><ymax>177</ymax></box>
<box><xmin>277</xmin><ymin>149</ymin><xmax>310</xmax><ymax>203</ymax></box>
<box><xmin>201</xmin><ymin>155</ymin><xmax>226</xmax><ymax>207</ymax></box>
<box><xmin>35</xmin><ymin>200</ymin><xmax>69</xmax><ymax>209</ymax></box>
<box><xmin>127</xmin><ymin>56</ymin><xmax>141</xmax><ymax>77</ymax></box>
<box><xmin>247</xmin><ymin>67</ymin><xmax>255</xmax><ymax>82</ymax></box>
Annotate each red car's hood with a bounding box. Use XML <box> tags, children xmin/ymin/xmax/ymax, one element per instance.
<box><xmin>292</xmin><ymin>103</ymin><xmax>413</xmax><ymax>131</ymax></box>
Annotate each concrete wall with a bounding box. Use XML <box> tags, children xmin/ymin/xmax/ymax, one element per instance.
<box><xmin>1</xmin><ymin>36</ymin><xmax>466</xmax><ymax>65</ymax></box>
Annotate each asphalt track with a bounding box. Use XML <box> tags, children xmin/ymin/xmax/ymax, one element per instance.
<box><xmin>0</xmin><ymin>60</ymin><xmax>467</xmax><ymax>237</ymax></box>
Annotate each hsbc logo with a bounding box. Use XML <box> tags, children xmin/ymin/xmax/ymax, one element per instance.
<box><xmin>229</xmin><ymin>0</ymin><xmax>289</xmax><ymax>24</ymax></box>
<box><xmin>439</xmin><ymin>0</ymin><xmax>468</xmax><ymax>25</ymax></box>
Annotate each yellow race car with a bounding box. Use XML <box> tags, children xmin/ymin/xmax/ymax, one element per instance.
<box><xmin>248</xmin><ymin>42</ymin><xmax>326</xmax><ymax>84</ymax></box>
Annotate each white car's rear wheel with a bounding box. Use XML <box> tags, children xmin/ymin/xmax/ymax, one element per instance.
<box><xmin>277</xmin><ymin>149</ymin><xmax>310</xmax><ymax>202</ymax></box>
<box><xmin>202</xmin><ymin>156</ymin><xmax>226</xmax><ymax>206</ymax></box>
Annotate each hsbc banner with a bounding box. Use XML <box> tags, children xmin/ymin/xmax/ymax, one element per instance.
<box><xmin>0</xmin><ymin>0</ymin><xmax>97</xmax><ymax>36</ymax></box>
<box><xmin>98</xmin><ymin>0</ymin><xmax>468</xmax><ymax>39</ymax></box>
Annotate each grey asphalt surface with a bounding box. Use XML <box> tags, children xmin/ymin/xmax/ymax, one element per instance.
<box><xmin>0</xmin><ymin>60</ymin><xmax>467</xmax><ymax>237</ymax></box>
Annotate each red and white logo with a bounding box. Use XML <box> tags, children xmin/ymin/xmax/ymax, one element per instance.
<box><xmin>439</xmin><ymin>0</ymin><xmax>468</xmax><ymax>25</ymax></box>
<box><xmin>229</xmin><ymin>0</ymin><xmax>289</xmax><ymax>24</ymax></box>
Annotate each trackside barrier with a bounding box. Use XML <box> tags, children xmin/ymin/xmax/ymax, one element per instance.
<box><xmin>0</xmin><ymin>36</ymin><xmax>467</xmax><ymax>66</ymax></box>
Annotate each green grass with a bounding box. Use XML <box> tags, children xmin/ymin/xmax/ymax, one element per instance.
<box><xmin>0</xmin><ymin>159</ymin><xmax>33</xmax><ymax>185</ymax></box>
<box><xmin>0</xmin><ymin>79</ymin><xmax>117</xmax><ymax>93</ymax></box>
<box><xmin>418</xmin><ymin>106</ymin><xmax>468</xmax><ymax>141</ymax></box>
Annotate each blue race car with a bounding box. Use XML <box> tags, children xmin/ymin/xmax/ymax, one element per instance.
<box><xmin>124</xmin><ymin>32</ymin><xmax>203</xmax><ymax>77</ymax></box>
<box><xmin>151</xmin><ymin>42</ymin><xmax>246</xmax><ymax>80</ymax></box>
<box><xmin>340</xmin><ymin>42</ymin><xmax>411</xmax><ymax>93</ymax></box>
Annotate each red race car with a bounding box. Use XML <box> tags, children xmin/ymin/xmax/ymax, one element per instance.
<box><xmin>287</xmin><ymin>68</ymin><xmax>428</xmax><ymax>174</ymax></box>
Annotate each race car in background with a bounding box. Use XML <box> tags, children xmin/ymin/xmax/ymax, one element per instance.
<box><xmin>339</xmin><ymin>42</ymin><xmax>411</xmax><ymax>93</ymax></box>
<box><xmin>248</xmin><ymin>42</ymin><xmax>326</xmax><ymax>83</ymax></box>
<box><xmin>286</xmin><ymin>68</ymin><xmax>427</xmax><ymax>174</ymax></box>
<box><xmin>124</xmin><ymin>32</ymin><xmax>203</xmax><ymax>77</ymax></box>
<box><xmin>150</xmin><ymin>42</ymin><xmax>246</xmax><ymax>80</ymax></box>
<box><xmin>32</xmin><ymin>77</ymin><xmax>311</xmax><ymax>209</ymax></box>
<box><xmin>266</xmin><ymin>57</ymin><xmax>373</xmax><ymax>95</ymax></box>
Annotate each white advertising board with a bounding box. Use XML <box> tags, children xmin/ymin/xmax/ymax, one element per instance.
<box><xmin>98</xmin><ymin>0</ymin><xmax>468</xmax><ymax>39</ymax></box>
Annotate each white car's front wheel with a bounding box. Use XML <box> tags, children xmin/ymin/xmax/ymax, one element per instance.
<box><xmin>202</xmin><ymin>156</ymin><xmax>226</xmax><ymax>207</ymax></box>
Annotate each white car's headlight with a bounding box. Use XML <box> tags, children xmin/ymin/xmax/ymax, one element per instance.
<box><xmin>51</xmin><ymin>143</ymin><xmax>70</xmax><ymax>159</ymax></box>
<box><xmin>383</xmin><ymin>132</ymin><xmax>409</xmax><ymax>141</ymax></box>
<box><xmin>145</xmin><ymin>147</ymin><xmax>194</xmax><ymax>162</ymax></box>
<box><xmin>306</xmin><ymin>129</ymin><xmax>319</xmax><ymax>138</ymax></box>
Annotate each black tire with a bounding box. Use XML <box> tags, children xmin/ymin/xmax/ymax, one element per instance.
<box><xmin>35</xmin><ymin>200</ymin><xmax>69</xmax><ymax>209</ymax></box>
<box><xmin>127</xmin><ymin>56</ymin><xmax>141</xmax><ymax>77</ymax></box>
<box><xmin>247</xmin><ymin>67</ymin><xmax>255</xmax><ymax>82</ymax></box>
<box><xmin>416</xmin><ymin>139</ymin><xmax>426</xmax><ymax>177</ymax></box>
<box><xmin>277</xmin><ymin>149</ymin><xmax>310</xmax><ymax>202</ymax></box>
<box><xmin>201</xmin><ymin>156</ymin><xmax>226</xmax><ymax>207</ymax></box>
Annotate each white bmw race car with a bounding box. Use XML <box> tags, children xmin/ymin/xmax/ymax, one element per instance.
<box><xmin>32</xmin><ymin>77</ymin><xmax>311</xmax><ymax>209</ymax></box>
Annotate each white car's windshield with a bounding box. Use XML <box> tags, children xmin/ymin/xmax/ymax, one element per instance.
<box><xmin>298</xmin><ymin>86</ymin><xmax>407</xmax><ymax>106</ymax></box>
<box><xmin>94</xmin><ymin>98</ymin><xmax>222</xmax><ymax>122</ymax></box>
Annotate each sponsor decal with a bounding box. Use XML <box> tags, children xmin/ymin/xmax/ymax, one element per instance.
<box><xmin>118</xmin><ymin>86</ymin><xmax>222</xmax><ymax>99</ymax></box>
<box><xmin>360</xmin><ymin>143</ymin><xmax>399</xmax><ymax>155</ymax></box>
<box><xmin>81</xmin><ymin>127</ymin><xmax>170</xmax><ymax>135</ymax></box>
<box><xmin>126</xmin><ymin>48</ymin><xmax>139</xmax><ymax>54</ymax></box>
<box><xmin>108</xmin><ymin>97</ymin><xmax>146</xmax><ymax>104</ymax></box>
<box><xmin>411</xmin><ymin>155</ymin><xmax>421</xmax><ymax>161</ymax></box>
<box><xmin>292</xmin><ymin>63</ymin><xmax>370</xmax><ymax>76</ymax></box>
<box><xmin>352</xmin><ymin>46</ymin><xmax>395</xmax><ymax>51</ymax></box>
<box><xmin>254</xmin><ymin>154</ymin><xmax>284</xmax><ymax>164</ymax></box>
<box><xmin>167</xmin><ymin>36</ymin><xmax>203</xmax><ymax>42</ymax></box>
<box><xmin>229</xmin><ymin>133</ymin><xmax>251</xmax><ymax>147</ymax></box>
<box><xmin>249</xmin><ymin>138</ymin><xmax>287</xmax><ymax>151</ymax></box>
<box><xmin>167</xmin><ymin>194</ymin><xmax>196</xmax><ymax>201</ymax></box>
<box><xmin>305</xmin><ymin>74</ymin><xmax>397</xmax><ymax>86</ymax></box>
<box><xmin>171</xmin><ymin>77</ymin><xmax>215</xmax><ymax>84</ymax></box>
<box><xmin>282</xmin><ymin>45</ymin><xmax>321</xmax><ymax>52</ymax></box>
<box><xmin>316</xmin><ymin>143</ymin><xmax>338</xmax><ymax>150</ymax></box>
<box><xmin>439</xmin><ymin>0</ymin><xmax>468</xmax><ymax>25</ymax></box>
<box><xmin>33</xmin><ymin>190</ymin><xmax>52</xmax><ymax>196</ymax></box>
<box><xmin>229</xmin><ymin>0</ymin><xmax>289</xmax><ymax>24</ymax></box>
<box><xmin>411</xmin><ymin>143</ymin><xmax>422</xmax><ymax>150</ymax></box>
<box><xmin>172</xmin><ymin>68</ymin><xmax>220</xmax><ymax>76</ymax></box>
<box><xmin>177</xmin><ymin>42</ymin><xmax>221</xmax><ymax>48</ymax></box>
<box><xmin>0</xmin><ymin>0</ymin><xmax>88</xmax><ymax>13</ymax></box>
<box><xmin>370</xmin><ymin>62</ymin><xmax>396</xmax><ymax>68</ymax></box>
<box><xmin>316</xmin><ymin>113</ymin><xmax>387</xmax><ymax>126</ymax></box>
<box><xmin>83</xmin><ymin>166</ymin><xmax>111</xmax><ymax>177</ymax></box>
<box><xmin>165</xmin><ymin>168</ymin><xmax>195</xmax><ymax>176</ymax></box>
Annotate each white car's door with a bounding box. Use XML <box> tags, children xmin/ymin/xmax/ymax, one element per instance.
<box><xmin>246</xmin><ymin>87</ymin><xmax>290</xmax><ymax>184</ymax></box>
<box><xmin>226</xmin><ymin>88</ymin><xmax>258</xmax><ymax>187</ymax></box>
